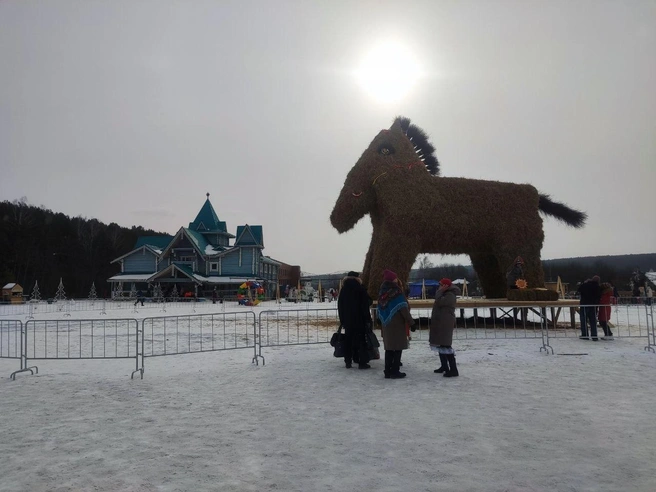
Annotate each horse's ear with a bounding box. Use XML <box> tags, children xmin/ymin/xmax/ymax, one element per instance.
<box><xmin>392</xmin><ymin>116</ymin><xmax>410</xmax><ymax>134</ymax></box>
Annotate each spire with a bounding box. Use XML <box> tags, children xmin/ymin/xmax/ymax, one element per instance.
<box><xmin>189</xmin><ymin>194</ymin><xmax>227</xmax><ymax>233</ymax></box>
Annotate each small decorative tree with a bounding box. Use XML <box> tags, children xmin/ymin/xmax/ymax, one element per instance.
<box><xmin>154</xmin><ymin>283</ymin><xmax>164</xmax><ymax>303</ymax></box>
<box><xmin>54</xmin><ymin>278</ymin><xmax>67</xmax><ymax>301</ymax></box>
<box><xmin>30</xmin><ymin>280</ymin><xmax>41</xmax><ymax>302</ymax></box>
<box><xmin>88</xmin><ymin>282</ymin><xmax>98</xmax><ymax>300</ymax></box>
<box><xmin>170</xmin><ymin>285</ymin><xmax>179</xmax><ymax>302</ymax></box>
<box><xmin>129</xmin><ymin>283</ymin><xmax>137</xmax><ymax>301</ymax></box>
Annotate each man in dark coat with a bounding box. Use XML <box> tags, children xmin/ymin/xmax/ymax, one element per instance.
<box><xmin>337</xmin><ymin>271</ymin><xmax>373</xmax><ymax>369</ymax></box>
<box><xmin>577</xmin><ymin>275</ymin><xmax>602</xmax><ymax>340</ymax></box>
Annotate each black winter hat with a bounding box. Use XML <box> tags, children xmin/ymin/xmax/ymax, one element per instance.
<box><xmin>347</xmin><ymin>271</ymin><xmax>360</xmax><ymax>277</ymax></box>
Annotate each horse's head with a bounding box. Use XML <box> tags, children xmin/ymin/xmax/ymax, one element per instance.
<box><xmin>330</xmin><ymin>116</ymin><xmax>440</xmax><ymax>233</ymax></box>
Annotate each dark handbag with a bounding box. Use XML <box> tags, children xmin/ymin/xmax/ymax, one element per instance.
<box><xmin>365</xmin><ymin>329</ymin><xmax>381</xmax><ymax>360</ymax></box>
<box><xmin>330</xmin><ymin>325</ymin><xmax>346</xmax><ymax>358</ymax></box>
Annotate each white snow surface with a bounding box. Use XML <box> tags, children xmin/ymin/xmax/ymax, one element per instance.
<box><xmin>1</xmin><ymin>302</ymin><xmax>655</xmax><ymax>491</ymax></box>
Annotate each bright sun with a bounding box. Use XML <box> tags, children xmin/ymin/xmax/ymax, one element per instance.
<box><xmin>355</xmin><ymin>41</ymin><xmax>422</xmax><ymax>103</ymax></box>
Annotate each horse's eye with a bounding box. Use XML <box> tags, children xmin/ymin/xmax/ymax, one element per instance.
<box><xmin>378</xmin><ymin>144</ymin><xmax>395</xmax><ymax>155</ymax></box>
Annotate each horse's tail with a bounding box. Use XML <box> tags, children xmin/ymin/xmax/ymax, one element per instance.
<box><xmin>538</xmin><ymin>194</ymin><xmax>586</xmax><ymax>228</ymax></box>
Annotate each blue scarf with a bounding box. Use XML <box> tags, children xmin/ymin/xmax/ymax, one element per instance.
<box><xmin>377</xmin><ymin>282</ymin><xmax>408</xmax><ymax>326</ymax></box>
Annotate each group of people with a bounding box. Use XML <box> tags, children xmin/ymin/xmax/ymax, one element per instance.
<box><xmin>337</xmin><ymin>269</ymin><xmax>460</xmax><ymax>379</ymax></box>
<box><xmin>577</xmin><ymin>275</ymin><xmax>615</xmax><ymax>341</ymax></box>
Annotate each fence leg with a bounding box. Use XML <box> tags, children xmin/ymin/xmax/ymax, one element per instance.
<box><xmin>252</xmin><ymin>316</ymin><xmax>265</xmax><ymax>365</ymax></box>
<box><xmin>131</xmin><ymin>324</ymin><xmax>145</xmax><ymax>379</ymax></box>
<box><xmin>539</xmin><ymin>314</ymin><xmax>554</xmax><ymax>355</ymax></box>
<box><xmin>540</xmin><ymin>323</ymin><xmax>553</xmax><ymax>355</ymax></box>
<box><xmin>645</xmin><ymin>304</ymin><xmax>655</xmax><ymax>353</ymax></box>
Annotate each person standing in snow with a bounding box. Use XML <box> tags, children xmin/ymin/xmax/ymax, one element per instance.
<box><xmin>337</xmin><ymin>271</ymin><xmax>373</xmax><ymax>369</ymax></box>
<box><xmin>134</xmin><ymin>290</ymin><xmax>145</xmax><ymax>307</ymax></box>
<box><xmin>430</xmin><ymin>278</ymin><xmax>461</xmax><ymax>377</ymax></box>
<box><xmin>377</xmin><ymin>269</ymin><xmax>415</xmax><ymax>379</ymax></box>
<box><xmin>577</xmin><ymin>275</ymin><xmax>602</xmax><ymax>340</ymax></box>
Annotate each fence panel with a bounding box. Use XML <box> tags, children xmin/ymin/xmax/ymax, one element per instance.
<box><xmin>405</xmin><ymin>305</ymin><xmax>548</xmax><ymax>345</ymax></box>
<box><xmin>23</xmin><ymin>318</ymin><xmax>140</xmax><ymax>378</ymax></box>
<box><xmin>545</xmin><ymin>303</ymin><xmax>654</xmax><ymax>342</ymax></box>
<box><xmin>0</xmin><ymin>319</ymin><xmax>22</xmax><ymax>360</ymax></box>
<box><xmin>256</xmin><ymin>308</ymin><xmax>341</xmax><ymax>364</ymax></box>
<box><xmin>140</xmin><ymin>312</ymin><xmax>257</xmax><ymax>374</ymax></box>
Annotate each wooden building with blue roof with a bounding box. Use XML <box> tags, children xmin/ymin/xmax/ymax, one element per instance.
<box><xmin>108</xmin><ymin>194</ymin><xmax>284</xmax><ymax>298</ymax></box>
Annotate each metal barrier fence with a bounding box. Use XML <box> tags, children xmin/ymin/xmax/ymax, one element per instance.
<box><xmin>1</xmin><ymin>320</ymin><xmax>22</xmax><ymax>360</ymax></box>
<box><xmin>545</xmin><ymin>303</ymin><xmax>655</xmax><ymax>347</ymax></box>
<box><xmin>256</xmin><ymin>308</ymin><xmax>341</xmax><ymax>364</ymax></box>
<box><xmin>1</xmin><ymin>320</ymin><xmax>31</xmax><ymax>380</ymax></box>
<box><xmin>256</xmin><ymin>303</ymin><xmax>656</xmax><ymax>360</ymax></box>
<box><xmin>21</xmin><ymin>318</ymin><xmax>140</xmax><ymax>378</ymax></box>
<box><xmin>140</xmin><ymin>311</ymin><xmax>257</xmax><ymax>377</ymax></box>
<box><xmin>405</xmin><ymin>305</ymin><xmax>551</xmax><ymax>352</ymax></box>
<box><xmin>5</xmin><ymin>303</ymin><xmax>652</xmax><ymax>379</ymax></box>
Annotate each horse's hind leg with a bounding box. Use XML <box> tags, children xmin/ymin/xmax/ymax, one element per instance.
<box><xmin>524</xmin><ymin>251</ymin><xmax>545</xmax><ymax>289</ymax></box>
<box><xmin>470</xmin><ymin>252</ymin><xmax>507</xmax><ymax>299</ymax></box>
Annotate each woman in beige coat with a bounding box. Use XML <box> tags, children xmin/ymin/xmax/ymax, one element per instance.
<box><xmin>377</xmin><ymin>269</ymin><xmax>415</xmax><ymax>379</ymax></box>
<box><xmin>430</xmin><ymin>278</ymin><xmax>461</xmax><ymax>377</ymax></box>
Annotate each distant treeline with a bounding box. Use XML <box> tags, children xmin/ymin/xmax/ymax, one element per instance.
<box><xmin>0</xmin><ymin>199</ymin><xmax>169</xmax><ymax>299</ymax></box>
<box><xmin>410</xmin><ymin>254</ymin><xmax>656</xmax><ymax>293</ymax></box>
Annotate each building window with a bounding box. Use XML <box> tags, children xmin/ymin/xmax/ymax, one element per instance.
<box><xmin>210</xmin><ymin>262</ymin><xmax>218</xmax><ymax>272</ymax></box>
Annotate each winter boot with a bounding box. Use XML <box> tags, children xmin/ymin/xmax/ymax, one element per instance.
<box><xmin>390</xmin><ymin>350</ymin><xmax>406</xmax><ymax>379</ymax></box>
<box><xmin>384</xmin><ymin>350</ymin><xmax>393</xmax><ymax>378</ymax></box>
<box><xmin>434</xmin><ymin>354</ymin><xmax>449</xmax><ymax>373</ymax></box>
<box><xmin>443</xmin><ymin>354</ymin><xmax>459</xmax><ymax>378</ymax></box>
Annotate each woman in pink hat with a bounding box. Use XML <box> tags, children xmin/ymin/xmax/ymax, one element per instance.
<box><xmin>430</xmin><ymin>278</ymin><xmax>461</xmax><ymax>377</ymax></box>
<box><xmin>377</xmin><ymin>269</ymin><xmax>415</xmax><ymax>379</ymax></box>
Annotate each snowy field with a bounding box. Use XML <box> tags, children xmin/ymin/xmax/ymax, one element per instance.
<box><xmin>1</xmin><ymin>335</ymin><xmax>655</xmax><ymax>491</ymax></box>
<box><xmin>1</xmin><ymin>301</ymin><xmax>655</xmax><ymax>491</ymax></box>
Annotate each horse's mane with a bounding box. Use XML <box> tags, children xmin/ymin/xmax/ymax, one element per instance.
<box><xmin>394</xmin><ymin>116</ymin><xmax>440</xmax><ymax>176</ymax></box>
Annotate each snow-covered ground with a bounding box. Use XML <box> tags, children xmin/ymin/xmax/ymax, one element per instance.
<box><xmin>1</xmin><ymin>299</ymin><xmax>655</xmax><ymax>491</ymax></box>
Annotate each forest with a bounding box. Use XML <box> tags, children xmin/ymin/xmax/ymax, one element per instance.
<box><xmin>0</xmin><ymin>199</ymin><xmax>169</xmax><ymax>299</ymax></box>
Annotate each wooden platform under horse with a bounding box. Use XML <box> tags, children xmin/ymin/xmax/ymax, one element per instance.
<box><xmin>371</xmin><ymin>299</ymin><xmax>581</xmax><ymax>330</ymax></box>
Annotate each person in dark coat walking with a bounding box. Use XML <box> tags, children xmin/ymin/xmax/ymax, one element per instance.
<box><xmin>134</xmin><ymin>290</ymin><xmax>145</xmax><ymax>307</ymax></box>
<box><xmin>337</xmin><ymin>271</ymin><xmax>373</xmax><ymax>369</ymax></box>
<box><xmin>430</xmin><ymin>278</ymin><xmax>461</xmax><ymax>377</ymax></box>
<box><xmin>577</xmin><ymin>275</ymin><xmax>602</xmax><ymax>340</ymax></box>
<box><xmin>377</xmin><ymin>269</ymin><xmax>415</xmax><ymax>379</ymax></box>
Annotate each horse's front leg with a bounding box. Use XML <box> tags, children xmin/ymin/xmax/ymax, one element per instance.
<box><xmin>361</xmin><ymin>222</ymin><xmax>379</xmax><ymax>295</ymax></box>
<box><xmin>367</xmin><ymin>228</ymin><xmax>419</xmax><ymax>299</ymax></box>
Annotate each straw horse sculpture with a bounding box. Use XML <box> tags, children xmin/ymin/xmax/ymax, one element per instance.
<box><xmin>330</xmin><ymin>117</ymin><xmax>586</xmax><ymax>299</ymax></box>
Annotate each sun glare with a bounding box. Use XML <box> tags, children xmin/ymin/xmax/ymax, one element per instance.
<box><xmin>355</xmin><ymin>42</ymin><xmax>422</xmax><ymax>103</ymax></box>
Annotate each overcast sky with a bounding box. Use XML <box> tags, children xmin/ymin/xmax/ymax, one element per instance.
<box><xmin>1</xmin><ymin>0</ymin><xmax>654</xmax><ymax>275</ymax></box>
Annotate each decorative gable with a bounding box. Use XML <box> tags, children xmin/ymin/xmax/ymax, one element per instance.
<box><xmin>235</xmin><ymin>224</ymin><xmax>264</xmax><ymax>247</ymax></box>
